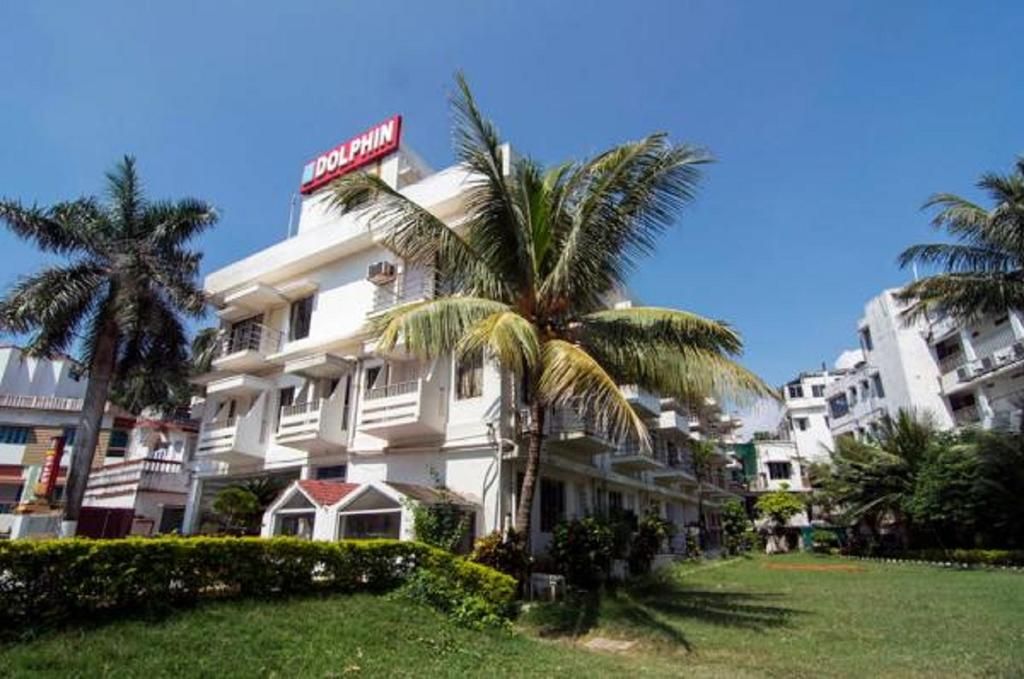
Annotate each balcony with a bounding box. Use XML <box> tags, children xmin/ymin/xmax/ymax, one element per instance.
<box><xmin>940</xmin><ymin>341</ymin><xmax>1024</xmax><ymax>394</ymax></box>
<box><xmin>610</xmin><ymin>439</ymin><xmax>664</xmax><ymax>471</ymax></box>
<box><xmin>357</xmin><ymin>379</ymin><xmax>445</xmax><ymax>441</ymax></box>
<box><xmin>620</xmin><ymin>385</ymin><xmax>662</xmax><ymax>417</ymax></box>
<box><xmin>196</xmin><ymin>407</ymin><xmax>267</xmax><ymax>464</ymax></box>
<box><xmin>212</xmin><ymin>323</ymin><xmax>284</xmax><ymax>373</ymax></box>
<box><xmin>275</xmin><ymin>397</ymin><xmax>349</xmax><ymax>453</ymax></box>
<box><xmin>539</xmin><ymin>407</ymin><xmax>614</xmax><ymax>458</ymax></box>
<box><xmin>85</xmin><ymin>452</ymin><xmax>188</xmax><ymax>498</ymax></box>
<box><xmin>370</xmin><ymin>271</ymin><xmax>434</xmax><ymax>315</ymax></box>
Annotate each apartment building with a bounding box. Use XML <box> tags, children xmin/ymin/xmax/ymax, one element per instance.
<box><xmin>825</xmin><ymin>289</ymin><xmax>953</xmax><ymax>439</ymax></box>
<box><xmin>780</xmin><ymin>369</ymin><xmax>841</xmax><ymax>461</ymax></box>
<box><xmin>185</xmin><ymin>117</ymin><xmax>740</xmax><ymax>554</ymax></box>
<box><xmin>926</xmin><ymin>308</ymin><xmax>1024</xmax><ymax>430</ymax></box>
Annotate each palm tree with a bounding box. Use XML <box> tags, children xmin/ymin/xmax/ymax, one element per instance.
<box><xmin>0</xmin><ymin>157</ymin><xmax>217</xmax><ymax>535</ymax></box>
<box><xmin>689</xmin><ymin>439</ymin><xmax>718</xmax><ymax>547</ymax></box>
<box><xmin>326</xmin><ymin>75</ymin><xmax>771</xmax><ymax>541</ymax></box>
<box><xmin>898</xmin><ymin>157</ymin><xmax>1024</xmax><ymax>318</ymax></box>
<box><xmin>822</xmin><ymin>410</ymin><xmax>937</xmax><ymax>548</ymax></box>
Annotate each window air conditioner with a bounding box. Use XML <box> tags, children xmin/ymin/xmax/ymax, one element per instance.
<box><xmin>980</xmin><ymin>356</ymin><xmax>995</xmax><ymax>373</ymax></box>
<box><xmin>367</xmin><ymin>261</ymin><xmax>397</xmax><ymax>285</ymax></box>
<box><xmin>956</xmin><ymin>365</ymin><xmax>973</xmax><ymax>383</ymax></box>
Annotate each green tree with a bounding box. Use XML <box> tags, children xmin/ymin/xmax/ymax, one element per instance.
<box><xmin>212</xmin><ymin>486</ymin><xmax>261</xmax><ymax>534</ymax></box>
<box><xmin>327</xmin><ymin>74</ymin><xmax>772</xmax><ymax>541</ymax></box>
<box><xmin>690</xmin><ymin>439</ymin><xmax>719</xmax><ymax>546</ymax></box>
<box><xmin>755</xmin><ymin>486</ymin><xmax>806</xmax><ymax>553</ymax></box>
<box><xmin>818</xmin><ymin>410</ymin><xmax>938</xmax><ymax>548</ymax></box>
<box><xmin>962</xmin><ymin>428</ymin><xmax>1024</xmax><ymax>547</ymax></box>
<box><xmin>898</xmin><ymin>157</ymin><xmax>1024</xmax><ymax>318</ymax></box>
<box><xmin>0</xmin><ymin>157</ymin><xmax>217</xmax><ymax>534</ymax></box>
<box><xmin>721</xmin><ymin>498</ymin><xmax>752</xmax><ymax>554</ymax></box>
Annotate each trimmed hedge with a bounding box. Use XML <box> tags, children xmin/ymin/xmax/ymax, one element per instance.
<box><xmin>0</xmin><ymin>537</ymin><xmax>516</xmax><ymax>634</ymax></box>
<box><xmin>846</xmin><ymin>548</ymin><xmax>1024</xmax><ymax>569</ymax></box>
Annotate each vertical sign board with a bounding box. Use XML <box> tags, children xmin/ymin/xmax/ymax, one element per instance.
<box><xmin>34</xmin><ymin>436</ymin><xmax>66</xmax><ymax>502</ymax></box>
<box><xmin>299</xmin><ymin>115</ymin><xmax>403</xmax><ymax>195</ymax></box>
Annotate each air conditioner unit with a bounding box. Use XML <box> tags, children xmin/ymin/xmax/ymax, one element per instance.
<box><xmin>1014</xmin><ymin>342</ymin><xmax>1024</xmax><ymax>360</ymax></box>
<box><xmin>367</xmin><ymin>261</ymin><xmax>396</xmax><ymax>285</ymax></box>
<box><xmin>956</xmin><ymin>365</ymin><xmax>973</xmax><ymax>383</ymax></box>
<box><xmin>980</xmin><ymin>356</ymin><xmax>995</xmax><ymax>372</ymax></box>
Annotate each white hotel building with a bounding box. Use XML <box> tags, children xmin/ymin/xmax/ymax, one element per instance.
<box><xmin>184</xmin><ymin>119</ymin><xmax>739</xmax><ymax>553</ymax></box>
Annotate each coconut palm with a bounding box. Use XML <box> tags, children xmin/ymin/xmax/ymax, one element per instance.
<box><xmin>327</xmin><ymin>74</ymin><xmax>772</xmax><ymax>540</ymax></box>
<box><xmin>0</xmin><ymin>156</ymin><xmax>217</xmax><ymax>534</ymax></box>
<box><xmin>898</xmin><ymin>157</ymin><xmax>1024</xmax><ymax>319</ymax></box>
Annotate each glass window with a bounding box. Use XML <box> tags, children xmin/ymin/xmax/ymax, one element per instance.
<box><xmin>342</xmin><ymin>512</ymin><xmax>401</xmax><ymax>539</ymax></box>
<box><xmin>860</xmin><ymin>327</ymin><xmax>874</xmax><ymax>352</ymax></box>
<box><xmin>811</xmin><ymin>384</ymin><xmax>825</xmax><ymax>398</ymax></box>
<box><xmin>0</xmin><ymin>426</ymin><xmax>31</xmax><ymax>445</ymax></box>
<box><xmin>539</xmin><ymin>478</ymin><xmax>565</xmax><ymax>532</ymax></box>
<box><xmin>288</xmin><ymin>295</ymin><xmax>314</xmax><ymax>342</ymax></box>
<box><xmin>795</xmin><ymin>417</ymin><xmax>809</xmax><ymax>431</ymax></box>
<box><xmin>455</xmin><ymin>350</ymin><xmax>483</xmax><ymax>400</ymax></box>
<box><xmin>279</xmin><ymin>387</ymin><xmax>295</xmax><ymax>408</ymax></box>
<box><xmin>828</xmin><ymin>394</ymin><xmax>849</xmax><ymax>418</ymax></box>
<box><xmin>872</xmin><ymin>374</ymin><xmax>885</xmax><ymax>398</ymax></box>
<box><xmin>767</xmin><ymin>462</ymin><xmax>792</xmax><ymax>480</ymax></box>
<box><xmin>315</xmin><ymin>465</ymin><xmax>347</xmax><ymax>480</ymax></box>
<box><xmin>106</xmin><ymin>429</ymin><xmax>129</xmax><ymax>458</ymax></box>
<box><xmin>787</xmin><ymin>385</ymin><xmax>804</xmax><ymax>399</ymax></box>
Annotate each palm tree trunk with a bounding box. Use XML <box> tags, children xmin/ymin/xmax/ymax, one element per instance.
<box><xmin>514</xmin><ymin>401</ymin><xmax>544</xmax><ymax>545</ymax></box>
<box><xmin>60</xmin><ymin>317</ymin><xmax>118</xmax><ymax>537</ymax></box>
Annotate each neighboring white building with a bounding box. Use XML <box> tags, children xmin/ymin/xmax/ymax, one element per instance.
<box><xmin>0</xmin><ymin>346</ymin><xmax>197</xmax><ymax>538</ymax></box>
<box><xmin>780</xmin><ymin>370</ymin><xmax>840</xmax><ymax>461</ymax></box>
<box><xmin>926</xmin><ymin>308</ymin><xmax>1024</xmax><ymax>430</ymax></box>
<box><xmin>825</xmin><ymin>289</ymin><xmax>953</xmax><ymax>439</ymax></box>
<box><xmin>184</xmin><ymin>117</ymin><xmax>740</xmax><ymax>555</ymax></box>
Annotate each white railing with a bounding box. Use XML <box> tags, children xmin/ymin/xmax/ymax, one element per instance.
<box><xmin>365</xmin><ymin>380</ymin><xmax>420</xmax><ymax>401</ymax></box>
<box><xmin>0</xmin><ymin>394</ymin><xmax>84</xmax><ymax>411</ymax></box>
<box><xmin>216</xmin><ymin>322</ymin><xmax>284</xmax><ymax>358</ymax></box>
<box><xmin>371</xmin><ymin>274</ymin><xmax>434</xmax><ymax>313</ymax></box>
<box><xmin>281</xmin><ymin>399</ymin><xmax>323</xmax><ymax>420</ymax></box>
<box><xmin>938</xmin><ymin>352</ymin><xmax>965</xmax><ymax>375</ymax></box>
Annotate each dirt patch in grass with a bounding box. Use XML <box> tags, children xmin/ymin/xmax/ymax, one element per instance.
<box><xmin>762</xmin><ymin>563</ymin><xmax>866</xmax><ymax>573</ymax></box>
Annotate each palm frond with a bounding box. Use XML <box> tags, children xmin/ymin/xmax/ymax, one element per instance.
<box><xmin>538</xmin><ymin>135</ymin><xmax>710</xmax><ymax>310</ymax></box>
<box><xmin>0</xmin><ymin>198</ymin><xmax>102</xmax><ymax>255</ymax></box>
<box><xmin>145</xmin><ymin>198</ymin><xmax>219</xmax><ymax>247</ymax></box>
<box><xmin>899</xmin><ymin>272</ymin><xmax>1024</xmax><ymax>322</ymax></box>
<box><xmin>0</xmin><ymin>263</ymin><xmax>106</xmax><ymax>354</ymax></box>
<box><xmin>581</xmin><ymin>306</ymin><xmax>744</xmax><ymax>355</ymax></box>
<box><xmin>456</xmin><ymin>310</ymin><xmax>539</xmax><ymax>375</ymax></box>
<box><xmin>896</xmin><ymin>243</ymin><xmax>1013</xmax><ymax>274</ymax></box>
<box><xmin>538</xmin><ymin>339</ymin><xmax>649</xmax><ymax>449</ymax></box>
<box><xmin>371</xmin><ymin>296</ymin><xmax>509</xmax><ymax>358</ymax></box>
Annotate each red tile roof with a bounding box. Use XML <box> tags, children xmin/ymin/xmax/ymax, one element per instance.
<box><xmin>297</xmin><ymin>480</ymin><xmax>359</xmax><ymax>506</ymax></box>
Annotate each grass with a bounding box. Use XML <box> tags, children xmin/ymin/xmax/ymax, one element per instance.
<box><xmin>2</xmin><ymin>554</ymin><xmax>1022</xmax><ymax>677</ymax></box>
<box><xmin>523</xmin><ymin>553</ymin><xmax>1024</xmax><ymax>677</ymax></box>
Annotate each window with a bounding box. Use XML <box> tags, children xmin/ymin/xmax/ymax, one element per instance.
<box><xmin>288</xmin><ymin>295</ymin><xmax>314</xmax><ymax>341</ymax></box>
<box><xmin>860</xmin><ymin>327</ymin><xmax>874</xmax><ymax>352</ymax></box>
<box><xmin>767</xmin><ymin>462</ymin><xmax>792</xmax><ymax>480</ymax></box>
<box><xmin>455</xmin><ymin>350</ymin><xmax>483</xmax><ymax>400</ymax></box>
<box><xmin>787</xmin><ymin>384</ymin><xmax>804</xmax><ymax>399</ymax></box>
<box><xmin>848</xmin><ymin>387</ymin><xmax>858</xmax><ymax>405</ymax></box>
<box><xmin>106</xmin><ymin>429</ymin><xmax>130</xmax><ymax>458</ymax></box>
<box><xmin>228</xmin><ymin>314</ymin><xmax>264</xmax><ymax>353</ymax></box>
<box><xmin>0</xmin><ymin>426</ymin><xmax>30</xmax><ymax>445</ymax></box>
<box><xmin>861</xmin><ymin>380</ymin><xmax>870</xmax><ymax>398</ymax></box>
<box><xmin>62</xmin><ymin>427</ymin><xmax>76</xmax><ymax>446</ymax></box>
<box><xmin>794</xmin><ymin>417</ymin><xmax>809</xmax><ymax>432</ymax></box>
<box><xmin>811</xmin><ymin>384</ymin><xmax>825</xmax><ymax>398</ymax></box>
<box><xmin>872</xmin><ymin>374</ymin><xmax>885</xmax><ymax>398</ymax></box>
<box><xmin>828</xmin><ymin>394</ymin><xmax>849</xmax><ymax>418</ymax></box>
<box><xmin>539</xmin><ymin>478</ymin><xmax>565</xmax><ymax>532</ymax></box>
<box><xmin>315</xmin><ymin>464</ymin><xmax>347</xmax><ymax>480</ymax></box>
<box><xmin>608</xmin><ymin>490</ymin><xmax>623</xmax><ymax>513</ymax></box>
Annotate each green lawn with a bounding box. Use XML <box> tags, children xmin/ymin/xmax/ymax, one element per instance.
<box><xmin>2</xmin><ymin>554</ymin><xmax>1022</xmax><ymax>678</ymax></box>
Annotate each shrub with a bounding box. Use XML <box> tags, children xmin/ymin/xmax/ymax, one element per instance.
<box><xmin>548</xmin><ymin>518</ymin><xmax>614</xmax><ymax>588</ymax></box>
<box><xmin>0</xmin><ymin>537</ymin><xmax>516</xmax><ymax>637</ymax></box>
<box><xmin>409</xmin><ymin>496</ymin><xmax>472</xmax><ymax>553</ymax></box>
<box><xmin>722</xmin><ymin>499</ymin><xmax>752</xmax><ymax>555</ymax></box>
<box><xmin>848</xmin><ymin>547</ymin><xmax>1024</xmax><ymax>567</ymax></box>
<box><xmin>393</xmin><ymin>568</ymin><xmax>512</xmax><ymax>630</ymax></box>
<box><xmin>470</xmin><ymin>530</ymin><xmax>530</xmax><ymax>581</ymax></box>
<box><xmin>628</xmin><ymin>513</ymin><xmax>673</xmax><ymax>575</ymax></box>
<box><xmin>684</xmin><ymin>528</ymin><xmax>702</xmax><ymax>560</ymax></box>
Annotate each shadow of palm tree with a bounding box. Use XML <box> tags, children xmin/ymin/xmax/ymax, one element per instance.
<box><xmin>522</xmin><ymin>569</ymin><xmax>801</xmax><ymax>652</ymax></box>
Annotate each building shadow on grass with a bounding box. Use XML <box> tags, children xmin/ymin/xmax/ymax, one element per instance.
<box><xmin>521</xmin><ymin>570</ymin><xmax>801</xmax><ymax>652</ymax></box>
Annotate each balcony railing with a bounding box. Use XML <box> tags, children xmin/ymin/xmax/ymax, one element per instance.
<box><xmin>365</xmin><ymin>380</ymin><xmax>420</xmax><ymax>401</ymax></box>
<box><xmin>938</xmin><ymin>352</ymin><xmax>965</xmax><ymax>375</ymax></box>
<box><xmin>371</xmin><ymin>275</ymin><xmax>434</xmax><ymax>313</ymax></box>
<box><xmin>216</xmin><ymin>323</ymin><xmax>283</xmax><ymax>358</ymax></box>
<box><xmin>0</xmin><ymin>394</ymin><xmax>84</xmax><ymax>412</ymax></box>
<box><xmin>281</xmin><ymin>399</ymin><xmax>322</xmax><ymax>419</ymax></box>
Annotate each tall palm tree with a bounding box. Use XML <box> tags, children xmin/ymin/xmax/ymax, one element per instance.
<box><xmin>822</xmin><ymin>410</ymin><xmax>937</xmax><ymax>547</ymax></box>
<box><xmin>328</xmin><ymin>75</ymin><xmax>772</xmax><ymax>541</ymax></box>
<box><xmin>0</xmin><ymin>157</ymin><xmax>217</xmax><ymax>535</ymax></box>
<box><xmin>898</xmin><ymin>157</ymin><xmax>1024</xmax><ymax>318</ymax></box>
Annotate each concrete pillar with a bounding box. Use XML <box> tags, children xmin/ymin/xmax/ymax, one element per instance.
<box><xmin>959</xmin><ymin>328</ymin><xmax>978</xmax><ymax>362</ymax></box>
<box><xmin>182</xmin><ymin>476</ymin><xmax>203</xmax><ymax>535</ymax></box>
<box><xmin>1009</xmin><ymin>310</ymin><xmax>1024</xmax><ymax>341</ymax></box>
<box><xmin>975</xmin><ymin>388</ymin><xmax>993</xmax><ymax>427</ymax></box>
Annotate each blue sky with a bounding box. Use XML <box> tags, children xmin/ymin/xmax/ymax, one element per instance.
<box><xmin>1</xmin><ymin>1</ymin><xmax>1022</xmax><ymax>389</ymax></box>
